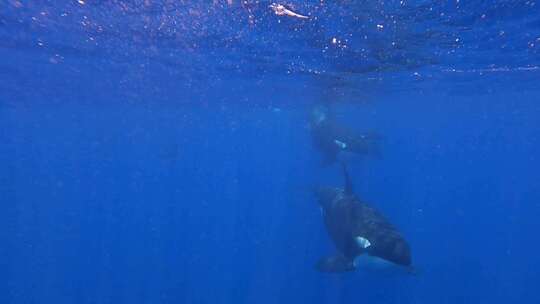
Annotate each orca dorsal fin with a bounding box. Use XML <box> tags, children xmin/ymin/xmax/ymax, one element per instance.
<box><xmin>341</xmin><ymin>162</ymin><xmax>353</xmax><ymax>194</ymax></box>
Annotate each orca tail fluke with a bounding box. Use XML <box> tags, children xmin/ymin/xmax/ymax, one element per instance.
<box><xmin>348</xmin><ymin>131</ymin><xmax>383</xmax><ymax>159</ymax></box>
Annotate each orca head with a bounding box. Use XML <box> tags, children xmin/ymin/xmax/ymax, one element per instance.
<box><xmin>388</xmin><ymin>239</ymin><xmax>413</xmax><ymax>267</ymax></box>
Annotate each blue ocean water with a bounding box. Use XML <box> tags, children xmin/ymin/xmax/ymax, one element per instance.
<box><xmin>1</xmin><ymin>1</ymin><xmax>540</xmax><ymax>303</ymax></box>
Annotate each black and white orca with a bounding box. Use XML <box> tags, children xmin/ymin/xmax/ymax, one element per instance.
<box><xmin>310</xmin><ymin>105</ymin><xmax>379</xmax><ymax>165</ymax></box>
<box><xmin>314</xmin><ymin>164</ymin><xmax>413</xmax><ymax>273</ymax></box>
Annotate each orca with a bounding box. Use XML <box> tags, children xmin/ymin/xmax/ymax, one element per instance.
<box><xmin>310</xmin><ymin>105</ymin><xmax>379</xmax><ymax>165</ymax></box>
<box><xmin>314</xmin><ymin>163</ymin><xmax>413</xmax><ymax>273</ymax></box>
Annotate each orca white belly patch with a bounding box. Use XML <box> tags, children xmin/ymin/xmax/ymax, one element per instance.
<box><xmin>355</xmin><ymin>236</ymin><xmax>371</xmax><ymax>249</ymax></box>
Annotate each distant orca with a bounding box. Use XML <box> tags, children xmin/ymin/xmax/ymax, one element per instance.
<box><xmin>310</xmin><ymin>105</ymin><xmax>379</xmax><ymax>165</ymax></box>
<box><xmin>314</xmin><ymin>164</ymin><xmax>413</xmax><ymax>273</ymax></box>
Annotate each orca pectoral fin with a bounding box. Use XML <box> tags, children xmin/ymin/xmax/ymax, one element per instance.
<box><xmin>316</xmin><ymin>255</ymin><xmax>356</xmax><ymax>273</ymax></box>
